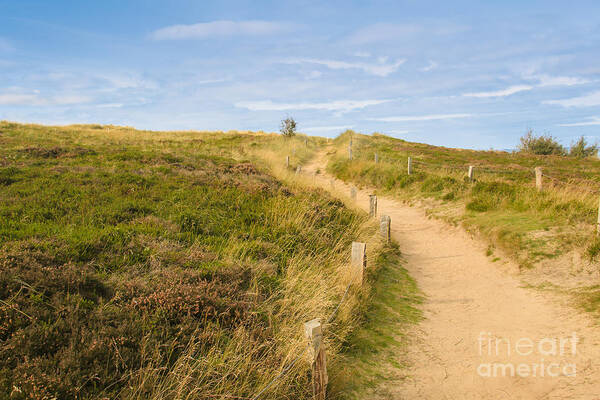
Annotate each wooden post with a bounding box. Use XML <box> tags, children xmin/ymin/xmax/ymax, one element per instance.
<box><xmin>305</xmin><ymin>138</ymin><xmax>308</xmax><ymax>147</ymax></box>
<box><xmin>535</xmin><ymin>167</ymin><xmax>543</xmax><ymax>191</ymax></box>
<box><xmin>350</xmin><ymin>186</ymin><xmax>357</xmax><ymax>201</ymax></box>
<box><xmin>304</xmin><ymin>319</ymin><xmax>327</xmax><ymax>400</ymax></box>
<box><xmin>374</xmin><ymin>152</ymin><xmax>379</xmax><ymax>163</ymax></box>
<box><xmin>296</xmin><ymin>165</ymin><xmax>302</xmax><ymax>174</ymax></box>
<box><xmin>330</xmin><ymin>179</ymin><xmax>335</xmax><ymax>189</ymax></box>
<box><xmin>351</xmin><ymin>242</ymin><xmax>367</xmax><ymax>283</ymax></box>
<box><xmin>286</xmin><ymin>155</ymin><xmax>290</xmax><ymax>168</ymax></box>
<box><xmin>380</xmin><ymin>215</ymin><xmax>391</xmax><ymax>242</ymax></box>
<box><xmin>369</xmin><ymin>195</ymin><xmax>377</xmax><ymax>217</ymax></box>
<box><xmin>348</xmin><ymin>146</ymin><xmax>353</xmax><ymax>160</ymax></box>
<box><xmin>468</xmin><ymin>165</ymin><xmax>474</xmax><ymax>182</ymax></box>
<box><xmin>407</xmin><ymin>157</ymin><xmax>412</xmax><ymax>175</ymax></box>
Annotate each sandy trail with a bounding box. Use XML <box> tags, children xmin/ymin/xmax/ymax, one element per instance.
<box><xmin>303</xmin><ymin>156</ymin><xmax>600</xmax><ymax>399</ymax></box>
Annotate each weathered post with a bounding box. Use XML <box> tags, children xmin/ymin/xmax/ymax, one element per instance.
<box><xmin>374</xmin><ymin>152</ymin><xmax>379</xmax><ymax>163</ymax></box>
<box><xmin>305</xmin><ymin>138</ymin><xmax>308</xmax><ymax>147</ymax></box>
<box><xmin>380</xmin><ymin>215</ymin><xmax>391</xmax><ymax>242</ymax></box>
<box><xmin>350</xmin><ymin>186</ymin><xmax>357</xmax><ymax>201</ymax></box>
<box><xmin>286</xmin><ymin>155</ymin><xmax>290</xmax><ymax>168</ymax></box>
<box><xmin>348</xmin><ymin>146</ymin><xmax>353</xmax><ymax>160</ymax></box>
<box><xmin>407</xmin><ymin>157</ymin><xmax>412</xmax><ymax>175</ymax></box>
<box><xmin>304</xmin><ymin>319</ymin><xmax>327</xmax><ymax>400</ymax></box>
<box><xmin>351</xmin><ymin>242</ymin><xmax>367</xmax><ymax>283</ymax></box>
<box><xmin>296</xmin><ymin>165</ymin><xmax>302</xmax><ymax>174</ymax></box>
<box><xmin>369</xmin><ymin>195</ymin><xmax>377</xmax><ymax>217</ymax></box>
<box><xmin>468</xmin><ymin>165</ymin><xmax>474</xmax><ymax>182</ymax></box>
<box><xmin>535</xmin><ymin>167</ymin><xmax>543</xmax><ymax>191</ymax></box>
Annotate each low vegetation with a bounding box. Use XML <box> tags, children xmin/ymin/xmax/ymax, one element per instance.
<box><xmin>0</xmin><ymin>122</ymin><xmax>415</xmax><ymax>399</ymax></box>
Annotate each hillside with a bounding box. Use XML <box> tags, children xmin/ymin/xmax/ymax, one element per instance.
<box><xmin>327</xmin><ymin>131</ymin><xmax>600</xmax><ymax>314</ymax></box>
<box><xmin>0</xmin><ymin>122</ymin><xmax>420</xmax><ymax>399</ymax></box>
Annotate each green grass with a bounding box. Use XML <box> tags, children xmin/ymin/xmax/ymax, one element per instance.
<box><xmin>329</xmin><ymin>243</ymin><xmax>422</xmax><ymax>399</ymax></box>
<box><xmin>0</xmin><ymin>122</ymin><xmax>410</xmax><ymax>399</ymax></box>
<box><xmin>327</xmin><ymin>131</ymin><xmax>600</xmax><ymax>269</ymax></box>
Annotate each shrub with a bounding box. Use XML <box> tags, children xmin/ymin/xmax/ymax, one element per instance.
<box><xmin>517</xmin><ymin>130</ymin><xmax>565</xmax><ymax>156</ymax></box>
<box><xmin>279</xmin><ymin>117</ymin><xmax>297</xmax><ymax>137</ymax></box>
<box><xmin>569</xmin><ymin>136</ymin><xmax>598</xmax><ymax>158</ymax></box>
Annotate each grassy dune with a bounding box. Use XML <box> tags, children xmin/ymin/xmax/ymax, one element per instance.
<box><xmin>0</xmin><ymin>122</ymin><xmax>418</xmax><ymax>399</ymax></box>
<box><xmin>327</xmin><ymin>131</ymin><xmax>600</xmax><ymax>312</ymax></box>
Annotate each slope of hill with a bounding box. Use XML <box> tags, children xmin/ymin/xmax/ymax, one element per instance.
<box><xmin>0</xmin><ymin>122</ymin><xmax>419</xmax><ymax>399</ymax></box>
<box><xmin>326</xmin><ymin>131</ymin><xmax>600</xmax><ymax>313</ymax></box>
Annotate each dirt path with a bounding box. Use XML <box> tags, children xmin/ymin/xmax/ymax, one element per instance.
<box><xmin>303</xmin><ymin>155</ymin><xmax>600</xmax><ymax>399</ymax></box>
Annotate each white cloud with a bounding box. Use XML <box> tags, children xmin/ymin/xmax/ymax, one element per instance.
<box><xmin>352</xmin><ymin>51</ymin><xmax>371</xmax><ymax>58</ymax></box>
<box><xmin>370</xmin><ymin>113</ymin><xmax>472</xmax><ymax>122</ymax></box>
<box><xmin>0</xmin><ymin>92</ymin><xmax>91</xmax><ymax>106</ymax></box>
<box><xmin>283</xmin><ymin>58</ymin><xmax>405</xmax><ymax>77</ymax></box>
<box><xmin>535</xmin><ymin>74</ymin><xmax>589</xmax><ymax>87</ymax></box>
<box><xmin>151</xmin><ymin>20</ymin><xmax>291</xmax><ymax>40</ymax></box>
<box><xmin>463</xmin><ymin>85</ymin><xmax>533</xmax><ymax>98</ymax></box>
<box><xmin>303</xmin><ymin>125</ymin><xmax>353</xmax><ymax>133</ymax></box>
<box><xmin>558</xmin><ymin>116</ymin><xmax>600</xmax><ymax>127</ymax></box>
<box><xmin>235</xmin><ymin>99</ymin><xmax>389</xmax><ymax>113</ymax></box>
<box><xmin>421</xmin><ymin>61</ymin><xmax>438</xmax><ymax>72</ymax></box>
<box><xmin>0</xmin><ymin>93</ymin><xmax>39</xmax><ymax>105</ymax></box>
<box><xmin>544</xmin><ymin>91</ymin><xmax>600</xmax><ymax>107</ymax></box>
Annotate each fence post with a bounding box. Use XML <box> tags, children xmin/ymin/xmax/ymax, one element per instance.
<box><xmin>369</xmin><ymin>195</ymin><xmax>377</xmax><ymax>217</ymax></box>
<box><xmin>348</xmin><ymin>146</ymin><xmax>353</xmax><ymax>160</ymax></box>
<box><xmin>286</xmin><ymin>155</ymin><xmax>290</xmax><ymax>168</ymax></box>
<box><xmin>535</xmin><ymin>167</ymin><xmax>543</xmax><ymax>191</ymax></box>
<box><xmin>305</xmin><ymin>138</ymin><xmax>308</xmax><ymax>147</ymax></box>
<box><xmin>304</xmin><ymin>319</ymin><xmax>327</xmax><ymax>400</ymax></box>
<box><xmin>351</xmin><ymin>242</ymin><xmax>367</xmax><ymax>283</ymax></box>
<box><xmin>380</xmin><ymin>215</ymin><xmax>391</xmax><ymax>242</ymax></box>
<box><xmin>407</xmin><ymin>157</ymin><xmax>412</xmax><ymax>175</ymax></box>
<box><xmin>296</xmin><ymin>165</ymin><xmax>302</xmax><ymax>174</ymax></box>
<box><xmin>350</xmin><ymin>186</ymin><xmax>357</xmax><ymax>201</ymax></box>
<box><xmin>374</xmin><ymin>152</ymin><xmax>378</xmax><ymax>163</ymax></box>
<box><xmin>468</xmin><ymin>165</ymin><xmax>474</xmax><ymax>182</ymax></box>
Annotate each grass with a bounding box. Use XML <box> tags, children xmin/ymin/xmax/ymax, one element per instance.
<box><xmin>0</xmin><ymin>122</ymin><xmax>415</xmax><ymax>399</ymax></box>
<box><xmin>328</xmin><ymin>243</ymin><xmax>422</xmax><ymax>399</ymax></box>
<box><xmin>327</xmin><ymin>130</ymin><xmax>600</xmax><ymax>271</ymax></box>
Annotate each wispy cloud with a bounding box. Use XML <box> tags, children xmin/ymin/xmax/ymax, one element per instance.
<box><xmin>544</xmin><ymin>91</ymin><xmax>600</xmax><ymax>107</ymax></box>
<box><xmin>303</xmin><ymin>125</ymin><xmax>353</xmax><ymax>134</ymax></box>
<box><xmin>558</xmin><ymin>116</ymin><xmax>600</xmax><ymax>126</ymax></box>
<box><xmin>463</xmin><ymin>85</ymin><xmax>533</xmax><ymax>98</ymax></box>
<box><xmin>282</xmin><ymin>58</ymin><xmax>405</xmax><ymax>77</ymax></box>
<box><xmin>370</xmin><ymin>113</ymin><xmax>472</xmax><ymax>122</ymax></box>
<box><xmin>0</xmin><ymin>92</ymin><xmax>91</xmax><ymax>106</ymax></box>
<box><xmin>534</xmin><ymin>74</ymin><xmax>590</xmax><ymax>87</ymax></box>
<box><xmin>421</xmin><ymin>61</ymin><xmax>438</xmax><ymax>72</ymax></box>
<box><xmin>235</xmin><ymin>99</ymin><xmax>389</xmax><ymax>113</ymax></box>
<box><xmin>151</xmin><ymin>20</ymin><xmax>292</xmax><ymax>40</ymax></box>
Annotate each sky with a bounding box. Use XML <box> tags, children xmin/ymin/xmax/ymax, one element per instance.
<box><xmin>1</xmin><ymin>0</ymin><xmax>600</xmax><ymax>149</ymax></box>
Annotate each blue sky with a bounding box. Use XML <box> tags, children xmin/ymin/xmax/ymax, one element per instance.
<box><xmin>1</xmin><ymin>0</ymin><xmax>600</xmax><ymax>149</ymax></box>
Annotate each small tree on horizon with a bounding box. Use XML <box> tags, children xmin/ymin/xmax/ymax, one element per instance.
<box><xmin>569</xmin><ymin>136</ymin><xmax>598</xmax><ymax>158</ymax></box>
<box><xmin>517</xmin><ymin>129</ymin><xmax>566</xmax><ymax>156</ymax></box>
<box><xmin>280</xmin><ymin>117</ymin><xmax>297</xmax><ymax>137</ymax></box>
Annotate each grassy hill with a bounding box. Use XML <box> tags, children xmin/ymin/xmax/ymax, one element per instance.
<box><xmin>0</xmin><ymin>122</ymin><xmax>420</xmax><ymax>399</ymax></box>
<box><xmin>327</xmin><ymin>131</ymin><xmax>600</xmax><ymax>314</ymax></box>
